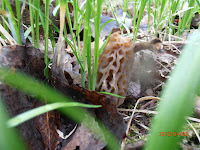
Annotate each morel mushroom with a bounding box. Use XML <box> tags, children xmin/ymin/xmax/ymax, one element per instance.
<box><xmin>96</xmin><ymin>32</ymin><xmax>135</xmax><ymax>106</ymax></box>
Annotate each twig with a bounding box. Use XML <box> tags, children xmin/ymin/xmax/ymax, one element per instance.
<box><xmin>120</xmin><ymin>96</ymin><xmax>160</xmax><ymax>150</ymax></box>
<box><xmin>187</xmin><ymin>117</ymin><xmax>200</xmax><ymax>123</ymax></box>
<box><xmin>118</xmin><ymin>108</ymin><xmax>158</xmax><ymax>115</ymax></box>
<box><xmin>186</xmin><ymin>119</ymin><xmax>200</xmax><ymax>143</ymax></box>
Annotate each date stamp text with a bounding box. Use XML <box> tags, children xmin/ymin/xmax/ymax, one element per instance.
<box><xmin>159</xmin><ymin>132</ymin><xmax>188</xmax><ymax>136</ymax></box>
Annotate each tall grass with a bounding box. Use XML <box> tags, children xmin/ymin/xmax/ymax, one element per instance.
<box><xmin>177</xmin><ymin>0</ymin><xmax>195</xmax><ymax>36</ymax></box>
<box><xmin>152</xmin><ymin>0</ymin><xmax>197</xmax><ymax>37</ymax></box>
<box><xmin>1</xmin><ymin>0</ymin><xmax>198</xmax><ymax>86</ymax></box>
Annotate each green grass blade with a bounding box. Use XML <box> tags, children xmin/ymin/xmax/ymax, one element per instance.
<box><xmin>49</xmin><ymin>29</ymin><xmax>55</xmax><ymax>52</ymax></box>
<box><xmin>107</xmin><ymin>0</ymin><xmax>121</xmax><ymax>28</ymax></box>
<box><xmin>15</xmin><ymin>0</ymin><xmax>21</xmax><ymax>32</ymax></box>
<box><xmin>133</xmin><ymin>0</ymin><xmax>148</xmax><ymax>41</ymax></box>
<box><xmin>169</xmin><ymin>0</ymin><xmax>181</xmax><ymax>34</ymax></box>
<box><xmin>147</xmin><ymin>0</ymin><xmax>152</xmax><ymax>33</ymax></box>
<box><xmin>178</xmin><ymin>0</ymin><xmax>195</xmax><ymax>35</ymax></box>
<box><xmin>92</xmin><ymin>0</ymin><xmax>103</xmax><ymax>90</ymax></box>
<box><xmin>158</xmin><ymin>0</ymin><xmax>167</xmax><ymax>21</ymax></box>
<box><xmin>73</xmin><ymin>0</ymin><xmax>78</xmax><ymax>29</ymax></box>
<box><xmin>73</xmin><ymin>0</ymin><xmax>82</xmax><ymax>59</ymax></box>
<box><xmin>98</xmin><ymin>92</ymin><xmax>125</xmax><ymax>98</ymax></box>
<box><xmin>64</xmin><ymin>36</ymin><xmax>84</xmax><ymax>71</ymax></box>
<box><xmin>87</xmin><ymin>26</ymin><xmax>92</xmax><ymax>90</ymax></box>
<box><xmin>100</xmin><ymin>19</ymin><xmax>115</xmax><ymax>31</ymax></box>
<box><xmin>44</xmin><ymin>0</ymin><xmax>50</xmax><ymax>78</ymax></box>
<box><xmin>65</xmin><ymin>2</ymin><xmax>76</xmax><ymax>49</ymax></box>
<box><xmin>82</xmin><ymin>0</ymin><xmax>92</xmax><ymax>88</ymax></box>
<box><xmin>57</xmin><ymin>0</ymin><xmax>66</xmax><ymax>67</ymax></box>
<box><xmin>24</xmin><ymin>22</ymin><xmax>42</xmax><ymax>40</ymax></box>
<box><xmin>123</xmin><ymin>0</ymin><xmax>128</xmax><ymax>31</ymax></box>
<box><xmin>53</xmin><ymin>3</ymin><xmax>60</xmax><ymax>16</ymax></box>
<box><xmin>7</xmin><ymin>16</ymin><xmax>18</xmax><ymax>42</ymax></box>
<box><xmin>124</xmin><ymin>0</ymin><xmax>128</xmax><ymax>13</ymax></box>
<box><xmin>132</xmin><ymin>0</ymin><xmax>139</xmax><ymax>34</ymax></box>
<box><xmin>197</xmin><ymin>0</ymin><xmax>200</xmax><ymax>6</ymax></box>
<box><xmin>76</xmin><ymin>21</ymin><xmax>82</xmax><ymax>58</ymax></box>
<box><xmin>145</xmin><ymin>30</ymin><xmax>200</xmax><ymax>150</ymax></box>
<box><xmin>34</xmin><ymin>0</ymin><xmax>40</xmax><ymax>48</ymax></box>
<box><xmin>99</xmin><ymin>31</ymin><xmax>111</xmax><ymax>55</ymax></box>
<box><xmin>88</xmin><ymin>0</ymin><xmax>95</xmax><ymax>17</ymax></box>
<box><xmin>65</xmin><ymin>1</ymin><xmax>82</xmax><ymax>71</ymax></box>
<box><xmin>39</xmin><ymin>5</ymin><xmax>45</xmax><ymax>28</ymax></box>
<box><xmin>4</xmin><ymin>0</ymin><xmax>21</xmax><ymax>44</ymax></box>
<box><xmin>0</xmin><ymin>99</ymin><xmax>26</xmax><ymax>150</ymax></box>
<box><xmin>7</xmin><ymin>102</ymin><xmax>101</xmax><ymax>128</ymax></box>
<box><xmin>1</xmin><ymin>0</ymin><xmax>9</xmax><ymax>33</ymax></box>
<box><xmin>153</xmin><ymin>0</ymin><xmax>159</xmax><ymax>31</ymax></box>
<box><xmin>29</xmin><ymin>0</ymin><xmax>36</xmax><ymax>47</ymax></box>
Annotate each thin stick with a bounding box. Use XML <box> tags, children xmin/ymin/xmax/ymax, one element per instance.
<box><xmin>120</xmin><ymin>96</ymin><xmax>160</xmax><ymax>150</ymax></box>
<box><xmin>186</xmin><ymin>119</ymin><xmax>200</xmax><ymax>143</ymax></box>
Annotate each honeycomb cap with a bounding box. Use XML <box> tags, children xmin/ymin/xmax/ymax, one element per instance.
<box><xmin>96</xmin><ymin>32</ymin><xmax>135</xmax><ymax>106</ymax></box>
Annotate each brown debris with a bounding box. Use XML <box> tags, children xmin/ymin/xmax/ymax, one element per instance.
<box><xmin>34</xmin><ymin>101</ymin><xmax>61</xmax><ymax>150</ymax></box>
<box><xmin>0</xmin><ymin>44</ymin><xmax>126</xmax><ymax>150</ymax></box>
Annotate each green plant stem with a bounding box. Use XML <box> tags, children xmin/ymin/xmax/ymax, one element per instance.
<box><xmin>153</xmin><ymin>0</ymin><xmax>159</xmax><ymax>33</ymax></box>
<box><xmin>34</xmin><ymin>0</ymin><xmax>40</xmax><ymax>48</ymax></box>
<box><xmin>92</xmin><ymin>0</ymin><xmax>102</xmax><ymax>90</ymax></box>
<box><xmin>87</xmin><ymin>24</ymin><xmax>92</xmax><ymax>90</ymax></box>
<box><xmin>15</xmin><ymin>0</ymin><xmax>20</xmax><ymax>33</ymax></box>
<box><xmin>65</xmin><ymin>2</ymin><xmax>83</xmax><ymax>68</ymax></box>
<box><xmin>1</xmin><ymin>0</ymin><xmax>9</xmax><ymax>33</ymax></box>
<box><xmin>29</xmin><ymin>0</ymin><xmax>35</xmax><ymax>47</ymax></box>
<box><xmin>57</xmin><ymin>0</ymin><xmax>66</xmax><ymax>67</ymax></box>
<box><xmin>132</xmin><ymin>0</ymin><xmax>138</xmax><ymax>35</ymax></box>
<box><xmin>82</xmin><ymin>0</ymin><xmax>92</xmax><ymax>88</ymax></box>
<box><xmin>66</xmin><ymin>3</ymin><xmax>77</xmax><ymax>50</ymax></box>
<box><xmin>44</xmin><ymin>0</ymin><xmax>50</xmax><ymax>78</ymax></box>
<box><xmin>73</xmin><ymin>0</ymin><xmax>81</xmax><ymax>59</ymax></box>
<box><xmin>4</xmin><ymin>0</ymin><xmax>22</xmax><ymax>44</ymax></box>
<box><xmin>108</xmin><ymin>0</ymin><xmax>121</xmax><ymax>29</ymax></box>
<box><xmin>158</xmin><ymin>0</ymin><xmax>167</xmax><ymax>22</ymax></box>
<box><xmin>133</xmin><ymin>0</ymin><xmax>148</xmax><ymax>41</ymax></box>
<box><xmin>73</xmin><ymin>0</ymin><xmax>78</xmax><ymax>29</ymax></box>
<box><xmin>147</xmin><ymin>0</ymin><xmax>151</xmax><ymax>33</ymax></box>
